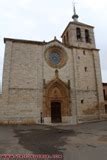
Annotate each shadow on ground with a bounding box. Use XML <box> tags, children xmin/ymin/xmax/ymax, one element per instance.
<box><xmin>13</xmin><ymin>125</ymin><xmax>76</xmax><ymax>154</ymax></box>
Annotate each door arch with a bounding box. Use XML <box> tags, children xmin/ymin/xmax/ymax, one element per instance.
<box><xmin>43</xmin><ymin>75</ymin><xmax>71</xmax><ymax>123</ymax></box>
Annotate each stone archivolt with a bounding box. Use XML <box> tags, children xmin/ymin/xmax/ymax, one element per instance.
<box><xmin>43</xmin><ymin>71</ymin><xmax>71</xmax><ymax>118</ymax></box>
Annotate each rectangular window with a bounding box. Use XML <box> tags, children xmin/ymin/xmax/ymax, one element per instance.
<box><xmin>81</xmin><ymin>99</ymin><xmax>84</xmax><ymax>104</ymax></box>
<box><xmin>84</xmin><ymin>67</ymin><xmax>87</xmax><ymax>72</ymax></box>
<box><xmin>83</xmin><ymin>50</ymin><xmax>86</xmax><ymax>55</ymax></box>
<box><xmin>103</xmin><ymin>89</ymin><xmax>106</xmax><ymax>99</ymax></box>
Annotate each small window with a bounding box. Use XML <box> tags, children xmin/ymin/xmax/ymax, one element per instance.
<box><xmin>81</xmin><ymin>99</ymin><xmax>84</xmax><ymax>104</ymax></box>
<box><xmin>83</xmin><ymin>50</ymin><xmax>86</xmax><ymax>55</ymax></box>
<box><xmin>76</xmin><ymin>27</ymin><xmax>81</xmax><ymax>40</ymax></box>
<box><xmin>105</xmin><ymin>105</ymin><xmax>107</xmax><ymax>113</ymax></box>
<box><xmin>103</xmin><ymin>89</ymin><xmax>106</xmax><ymax>99</ymax></box>
<box><xmin>78</xmin><ymin>56</ymin><xmax>80</xmax><ymax>59</ymax></box>
<box><xmin>84</xmin><ymin>67</ymin><xmax>88</xmax><ymax>72</ymax></box>
<box><xmin>85</xmin><ymin>29</ymin><xmax>90</xmax><ymax>43</ymax></box>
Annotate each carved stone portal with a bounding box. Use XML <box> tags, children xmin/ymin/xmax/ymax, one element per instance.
<box><xmin>43</xmin><ymin>70</ymin><xmax>71</xmax><ymax>122</ymax></box>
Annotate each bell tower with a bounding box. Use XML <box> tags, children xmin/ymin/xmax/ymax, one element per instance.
<box><xmin>61</xmin><ymin>4</ymin><xmax>104</xmax><ymax>122</ymax></box>
<box><xmin>61</xmin><ymin>5</ymin><xmax>96</xmax><ymax>49</ymax></box>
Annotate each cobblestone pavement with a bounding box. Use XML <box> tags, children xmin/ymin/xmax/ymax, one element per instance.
<box><xmin>0</xmin><ymin>121</ymin><xmax>107</xmax><ymax>160</ymax></box>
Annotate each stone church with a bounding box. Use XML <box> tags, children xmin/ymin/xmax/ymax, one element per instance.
<box><xmin>0</xmin><ymin>9</ymin><xmax>106</xmax><ymax>124</ymax></box>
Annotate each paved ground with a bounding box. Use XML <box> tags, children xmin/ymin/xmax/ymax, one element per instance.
<box><xmin>0</xmin><ymin>121</ymin><xmax>107</xmax><ymax>160</ymax></box>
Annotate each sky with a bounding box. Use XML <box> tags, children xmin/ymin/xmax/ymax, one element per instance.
<box><xmin>0</xmin><ymin>0</ymin><xmax>107</xmax><ymax>91</ymax></box>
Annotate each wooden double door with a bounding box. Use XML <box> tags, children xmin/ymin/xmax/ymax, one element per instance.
<box><xmin>51</xmin><ymin>102</ymin><xmax>62</xmax><ymax>123</ymax></box>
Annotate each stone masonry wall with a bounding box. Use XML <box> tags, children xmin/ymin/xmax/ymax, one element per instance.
<box><xmin>0</xmin><ymin>37</ymin><xmax>105</xmax><ymax>124</ymax></box>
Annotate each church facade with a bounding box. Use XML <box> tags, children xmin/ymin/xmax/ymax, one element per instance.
<box><xmin>0</xmin><ymin>12</ymin><xmax>106</xmax><ymax>124</ymax></box>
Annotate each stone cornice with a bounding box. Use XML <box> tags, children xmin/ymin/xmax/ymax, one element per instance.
<box><xmin>4</xmin><ymin>38</ymin><xmax>46</xmax><ymax>45</ymax></box>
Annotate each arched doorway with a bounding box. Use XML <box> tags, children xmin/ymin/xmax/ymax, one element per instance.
<box><xmin>43</xmin><ymin>71</ymin><xmax>71</xmax><ymax>123</ymax></box>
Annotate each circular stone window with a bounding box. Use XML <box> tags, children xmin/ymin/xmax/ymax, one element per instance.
<box><xmin>49</xmin><ymin>51</ymin><xmax>61</xmax><ymax>65</ymax></box>
<box><xmin>45</xmin><ymin>46</ymin><xmax>67</xmax><ymax>68</ymax></box>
